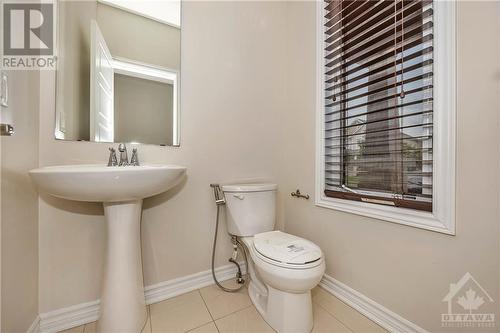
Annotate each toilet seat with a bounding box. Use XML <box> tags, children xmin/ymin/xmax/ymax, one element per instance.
<box><xmin>253</xmin><ymin>231</ymin><xmax>322</xmax><ymax>269</ymax></box>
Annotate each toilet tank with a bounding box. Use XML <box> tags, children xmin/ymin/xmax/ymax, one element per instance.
<box><xmin>221</xmin><ymin>183</ymin><xmax>277</xmax><ymax>237</ymax></box>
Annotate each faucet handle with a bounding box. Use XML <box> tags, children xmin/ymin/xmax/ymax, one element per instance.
<box><xmin>107</xmin><ymin>147</ymin><xmax>118</xmax><ymax>166</ymax></box>
<box><xmin>130</xmin><ymin>148</ymin><xmax>140</xmax><ymax>166</ymax></box>
<box><xmin>118</xmin><ymin>143</ymin><xmax>129</xmax><ymax>166</ymax></box>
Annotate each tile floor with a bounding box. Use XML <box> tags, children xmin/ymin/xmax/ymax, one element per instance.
<box><xmin>61</xmin><ymin>280</ymin><xmax>387</xmax><ymax>333</ymax></box>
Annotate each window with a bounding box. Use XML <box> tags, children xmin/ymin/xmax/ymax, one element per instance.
<box><xmin>316</xmin><ymin>0</ymin><xmax>456</xmax><ymax>234</ymax></box>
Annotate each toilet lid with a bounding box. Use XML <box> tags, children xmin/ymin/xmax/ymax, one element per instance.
<box><xmin>253</xmin><ymin>231</ymin><xmax>322</xmax><ymax>265</ymax></box>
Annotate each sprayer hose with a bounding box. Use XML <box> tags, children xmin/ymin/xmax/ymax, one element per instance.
<box><xmin>211</xmin><ymin>204</ymin><xmax>248</xmax><ymax>292</ymax></box>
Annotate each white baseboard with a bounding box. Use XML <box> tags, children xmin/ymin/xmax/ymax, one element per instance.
<box><xmin>39</xmin><ymin>300</ymin><xmax>99</xmax><ymax>333</ymax></box>
<box><xmin>145</xmin><ymin>261</ymin><xmax>246</xmax><ymax>305</ymax></box>
<box><xmin>36</xmin><ymin>267</ymin><xmax>424</xmax><ymax>333</ymax></box>
<box><xmin>36</xmin><ymin>262</ymin><xmax>244</xmax><ymax>333</ymax></box>
<box><xmin>319</xmin><ymin>274</ymin><xmax>427</xmax><ymax>333</ymax></box>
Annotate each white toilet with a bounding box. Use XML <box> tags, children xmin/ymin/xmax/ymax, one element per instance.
<box><xmin>222</xmin><ymin>183</ymin><xmax>325</xmax><ymax>333</ymax></box>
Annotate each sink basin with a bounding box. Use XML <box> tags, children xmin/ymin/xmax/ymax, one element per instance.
<box><xmin>29</xmin><ymin>164</ymin><xmax>186</xmax><ymax>202</ymax></box>
<box><xmin>29</xmin><ymin>164</ymin><xmax>186</xmax><ymax>333</ymax></box>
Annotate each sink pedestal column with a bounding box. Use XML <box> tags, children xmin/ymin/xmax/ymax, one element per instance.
<box><xmin>97</xmin><ymin>199</ymin><xmax>147</xmax><ymax>333</ymax></box>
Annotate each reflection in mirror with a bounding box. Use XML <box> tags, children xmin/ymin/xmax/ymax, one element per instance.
<box><xmin>55</xmin><ymin>0</ymin><xmax>181</xmax><ymax>146</ymax></box>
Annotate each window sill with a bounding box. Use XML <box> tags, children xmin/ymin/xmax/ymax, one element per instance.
<box><xmin>315</xmin><ymin>194</ymin><xmax>455</xmax><ymax>235</ymax></box>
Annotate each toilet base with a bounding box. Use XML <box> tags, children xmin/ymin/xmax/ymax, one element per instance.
<box><xmin>249</xmin><ymin>281</ymin><xmax>313</xmax><ymax>333</ymax></box>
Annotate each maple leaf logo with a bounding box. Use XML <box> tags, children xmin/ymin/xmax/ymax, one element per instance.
<box><xmin>457</xmin><ymin>288</ymin><xmax>485</xmax><ymax>313</ymax></box>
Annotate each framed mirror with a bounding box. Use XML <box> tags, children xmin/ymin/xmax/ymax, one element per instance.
<box><xmin>55</xmin><ymin>0</ymin><xmax>181</xmax><ymax>146</ymax></box>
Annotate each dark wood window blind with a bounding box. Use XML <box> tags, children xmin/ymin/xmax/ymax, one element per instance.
<box><xmin>322</xmin><ymin>0</ymin><xmax>434</xmax><ymax>212</ymax></box>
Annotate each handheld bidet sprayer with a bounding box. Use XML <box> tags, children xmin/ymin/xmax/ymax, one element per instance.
<box><xmin>210</xmin><ymin>184</ymin><xmax>226</xmax><ymax>206</ymax></box>
<box><xmin>209</xmin><ymin>183</ymin><xmax>247</xmax><ymax>292</ymax></box>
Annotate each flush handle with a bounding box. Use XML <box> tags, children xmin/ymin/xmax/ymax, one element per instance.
<box><xmin>233</xmin><ymin>194</ymin><xmax>245</xmax><ymax>200</ymax></box>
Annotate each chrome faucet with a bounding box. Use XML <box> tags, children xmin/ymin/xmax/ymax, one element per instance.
<box><xmin>108</xmin><ymin>144</ymin><xmax>139</xmax><ymax>167</ymax></box>
<box><xmin>118</xmin><ymin>143</ymin><xmax>129</xmax><ymax>166</ymax></box>
<box><xmin>108</xmin><ymin>147</ymin><xmax>118</xmax><ymax>166</ymax></box>
<box><xmin>130</xmin><ymin>148</ymin><xmax>140</xmax><ymax>166</ymax></box>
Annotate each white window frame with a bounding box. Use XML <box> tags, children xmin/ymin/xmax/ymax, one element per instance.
<box><xmin>315</xmin><ymin>0</ymin><xmax>456</xmax><ymax>235</ymax></box>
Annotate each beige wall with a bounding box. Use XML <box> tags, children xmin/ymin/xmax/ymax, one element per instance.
<box><xmin>114</xmin><ymin>74</ymin><xmax>173</xmax><ymax>145</ymax></box>
<box><xmin>1</xmin><ymin>71</ymin><xmax>40</xmax><ymax>332</ymax></box>
<box><xmin>283</xmin><ymin>1</ymin><xmax>500</xmax><ymax>332</ymax></box>
<box><xmin>38</xmin><ymin>1</ymin><xmax>287</xmax><ymax>312</ymax></box>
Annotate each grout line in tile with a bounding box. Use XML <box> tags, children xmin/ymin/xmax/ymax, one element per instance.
<box><xmin>201</xmin><ymin>286</ymin><xmax>221</xmax><ymax>333</ymax></box>
<box><xmin>316</xmin><ymin>293</ymin><xmax>387</xmax><ymax>332</ymax></box>
<box><xmin>184</xmin><ymin>321</ymin><xmax>215</xmax><ymax>333</ymax></box>
<box><xmin>213</xmin><ymin>303</ymin><xmax>277</xmax><ymax>332</ymax></box>
<box><xmin>313</xmin><ymin>299</ymin><xmax>355</xmax><ymax>333</ymax></box>
<box><xmin>144</xmin><ymin>305</ymin><xmax>152</xmax><ymax>333</ymax></box>
<box><xmin>83</xmin><ymin>322</ymin><xmax>93</xmax><ymax>333</ymax></box>
<box><xmin>148</xmin><ymin>304</ymin><xmax>156</xmax><ymax>333</ymax></box>
<box><xmin>197</xmin><ymin>289</ymin><xmax>216</xmax><ymax>322</ymax></box>
<box><xmin>211</xmin><ymin>312</ymin><xmax>221</xmax><ymax>333</ymax></box>
<box><xmin>198</xmin><ymin>286</ymin><xmax>254</xmax><ymax>323</ymax></box>
<box><xmin>212</xmin><ymin>303</ymin><xmax>254</xmax><ymax>322</ymax></box>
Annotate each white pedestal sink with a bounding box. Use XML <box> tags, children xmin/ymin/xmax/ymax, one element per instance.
<box><xmin>29</xmin><ymin>164</ymin><xmax>186</xmax><ymax>333</ymax></box>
